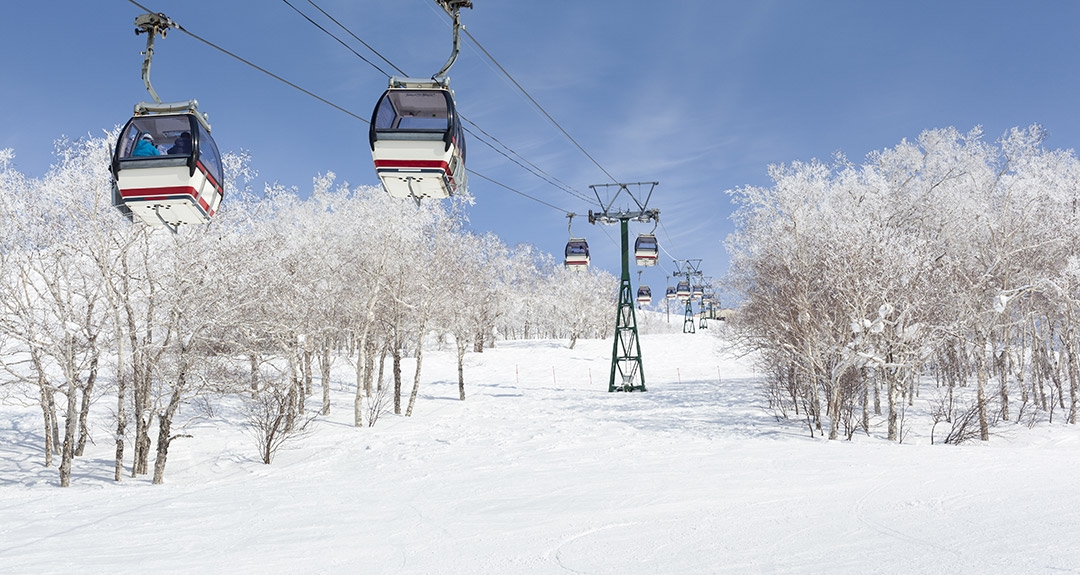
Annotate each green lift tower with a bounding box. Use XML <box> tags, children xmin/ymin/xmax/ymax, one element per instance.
<box><xmin>588</xmin><ymin>182</ymin><xmax>659</xmax><ymax>392</ymax></box>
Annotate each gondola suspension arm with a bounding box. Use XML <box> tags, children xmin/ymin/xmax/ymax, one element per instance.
<box><xmin>134</xmin><ymin>12</ymin><xmax>179</xmax><ymax>105</ymax></box>
<box><xmin>433</xmin><ymin>0</ymin><xmax>472</xmax><ymax>78</ymax></box>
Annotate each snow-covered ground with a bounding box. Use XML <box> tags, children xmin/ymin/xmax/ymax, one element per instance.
<box><xmin>2</xmin><ymin>330</ymin><xmax>1079</xmax><ymax>574</ymax></box>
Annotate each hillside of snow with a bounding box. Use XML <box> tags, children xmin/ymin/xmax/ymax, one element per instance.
<box><xmin>2</xmin><ymin>331</ymin><xmax>1079</xmax><ymax>574</ymax></box>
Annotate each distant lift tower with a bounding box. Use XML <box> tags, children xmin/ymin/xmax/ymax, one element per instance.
<box><xmin>588</xmin><ymin>182</ymin><xmax>659</xmax><ymax>392</ymax></box>
<box><xmin>699</xmin><ymin>276</ymin><xmax>713</xmax><ymax>330</ymax></box>
<box><xmin>673</xmin><ymin>259</ymin><xmax>703</xmax><ymax>334</ymax></box>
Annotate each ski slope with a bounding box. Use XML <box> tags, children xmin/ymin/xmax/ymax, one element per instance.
<box><xmin>1</xmin><ymin>331</ymin><xmax>1078</xmax><ymax>574</ymax></box>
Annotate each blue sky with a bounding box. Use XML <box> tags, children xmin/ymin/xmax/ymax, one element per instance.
<box><xmin>3</xmin><ymin>1</ymin><xmax>1080</xmax><ymax>292</ymax></box>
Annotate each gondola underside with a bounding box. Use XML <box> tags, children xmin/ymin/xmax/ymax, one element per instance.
<box><xmin>116</xmin><ymin>163</ymin><xmax>221</xmax><ymax>227</ymax></box>
<box><xmin>373</xmin><ymin>140</ymin><xmax>462</xmax><ymax>199</ymax></box>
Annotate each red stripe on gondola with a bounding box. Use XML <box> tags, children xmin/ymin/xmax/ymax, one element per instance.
<box><xmin>120</xmin><ymin>186</ymin><xmax>198</xmax><ymax>200</ymax></box>
<box><xmin>374</xmin><ymin>159</ymin><xmax>451</xmax><ymax>173</ymax></box>
<box><xmin>196</xmin><ymin>160</ymin><xmax>222</xmax><ymax>191</ymax></box>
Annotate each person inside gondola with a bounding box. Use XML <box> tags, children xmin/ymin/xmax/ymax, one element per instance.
<box><xmin>167</xmin><ymin>131</ymin><xmax>192</xmax><ymax>155</ymax></box>
<box><xmin>132</xmin><ymin>133</ymin><xmax>160</xmax><ymax>157</ymax></box>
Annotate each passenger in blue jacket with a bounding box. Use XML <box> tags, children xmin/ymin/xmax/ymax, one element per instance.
<box><xmin>132</xmin><ymin>133</ymin><xmax>160</xmax><ymax>157</ymax></box>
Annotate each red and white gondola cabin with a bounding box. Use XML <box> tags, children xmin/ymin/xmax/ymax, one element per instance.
<box><xmin>636</xmin><ymin>285</ymin><xmax>652</xmax><ymax>305</ymax></box>
<box><xmin>634</xmin><ymin>233</ymin><xmax>659</xmax><ymax>266</ymax></box>
<box><xmin>110</xmin><ymin>102</ymin><xmax>224</xmax><ymax>229</ymax></box>
<box><xmin>369</xmin><ymin>77</ymin><xmax>467</xmax><ymax>200</ymax></box>
<box><xmin>564</xmin><ymin>238</ymin><xmax>590</xmax><ymax>271</ymax></box>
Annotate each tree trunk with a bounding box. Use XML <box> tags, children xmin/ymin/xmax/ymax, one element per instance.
<box><xmin>364</xmin><ymin>337</ymin><xmax>376</xmax><ymax>398</ymax></box>
<box><xmin>353</xmin><ymin>287</ymin><xmax>381</xmax><ymax>427</ymax></box>
<box><xmin>377</xmin><ymin>345</ymin><xmax>387</xmax><ymax>392</ymax></box>
<box><xmin>319</xmin><ymin>341</ymin><xmax>332</xmax><ymax>416</ymax></box>
<box><xmin>1067</xmin><ymin>341</ymin><xmax>1079</xmax><ymax>425</ymax></box>
<box><xmin>873</xmin><ymin>371</ymin><xmax>881</xmax><ymax>415</ymax></box>
<box><xmin>285</xmin><ymin>352</ymin><xmax>299</xmax><ymax>433</ymax></box>
<box><xmin>354</xmin><ymin>336</ymin><xmax>366</xmax><ymax>427</ymax></box>
<box><xmin>112</xmin><ymin>305</ymin><xmax>128</xmax><ymax>482</ymax></box>
<box><xmin>114</xmin><ymin>368</ymin><xmax>127</xmax><ymax>482</ymax></box>
<box><xmin>393</xmin><ymin>346</ymin><xmax>402</xmax><ymax>415</ymax></box>
<box><xmin>152</xmin><ymin>386</ymin><xmax>184</xmax><ymax>485</ymax></box>
<box><xmin>59</xmin><ymin>376</ymin><xmax>79</xmax><ymax>487</ymax></box>
<box><xmin>457</xmin><ymin>336</ymin><xmax>467</xmax><ymax>401</ymax></box>
<box><xmin>303</xmin><ymin>347</ymin><xmax>314</xmax><ymax>396</ymax></box>
<box><xmin>1035</xmin><ymin>343</ymin><xmax>1049</xmax><ymax>410</ymax></box>
<box><xmin>827</xmin><ymin>371</ymin><xmax>842</xmax><ymax>441</ymax></box>
<box><xmin>249</xmin><ymin>353</ymin><xmax>260</xmax><ymax>394</ymax></box>
<box><xmin>976</xmin><ymin>345</ymin><xmax>990</xmax><ymax>442</ymax></box>
<box><xmin>75</xmin><ymin>353</ymin><xmax>98</xmax><ymax>457</ymax></box>
<box><xmin>405</xmin><ymin>325</ymin><xmax>426</xmax><ymax>417</ymax></box>
<box><xmin>997</xmin><ymin>348</ymin><xmax>1010</xmax><ymax>423</ymax></box>
<box><xmin>887</xmin><ymin>368</ymin><xmax>899</xmax><ymax>442</ymax></box>
<box><xmin>133</xmin><ymin>372</ymin><xmax>152</xmax><ymax>477</ymax></box>
<box><xmin>860</xmin><ymin>367</ymin><xmax>869</xmax><ymax>434</ymax></box>
<box><xmin>36</xmin><ymin>367</ymin><xmax>55</xmax><ymax>468</ymax></box>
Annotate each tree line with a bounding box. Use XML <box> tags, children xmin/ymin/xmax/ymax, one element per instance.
<box><xmin>726</xmin><ymin>125</ymin><xmax>1080</xmax><ymax>442</ymax></box>
<box><xmin>0</xmin><ymin>133</ymin><xmax>616</xmax><ymax>486</ymax></box>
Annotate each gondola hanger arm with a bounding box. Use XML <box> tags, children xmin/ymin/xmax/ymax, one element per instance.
<box><xmin>433</xmin><ymin>0</ymin><xmax>472</xmax><ymax>78</ymax></box>
<box><xmin>134</xmin><ymin>12</ymin><xmax>179</xmax><ymax>105</ymax></box>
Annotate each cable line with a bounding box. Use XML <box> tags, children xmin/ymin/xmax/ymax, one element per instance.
<box><xmin>461</xmin><ymin>27</ymin><xmax>620</xmax><ymax>185</ymax></box>
<box><xmin>467</xmin><ymin>171</ymin><xmax>568</xmax><ymax>213</ymax></box>
<box><xmin>285</xmin><ymin>0</ymin><xmax>603</xmax><ymax>209</ymax></box>
<box><xmin>303</xmin><ymin>0</ymin><xmax>406</xmax><ymax>77</ymax></box>
<box><xmin>125</xmin><ymin>0</ymin><xmax>370</xmax><ymax>125</ymax></box>
<box><xmin>462</xmin><ymin>121</ymin><xmax>592</xmax><ymax>204</ymax></box>
<box><xmin>282</xmin><ymin>0</ymin><xmax>398</xmax><ymax>79</ymax></box>
<box><xmin>123</xmin><ymin>1</ymin><xmax>616</xmax><ymax>219</ymax></box>
<box><xmin>657</xmin><ymin>218</ymin><xmax>683</xmax><ymax>268</ymax></box>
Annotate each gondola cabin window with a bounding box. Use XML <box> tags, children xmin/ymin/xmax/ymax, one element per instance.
<box><xmin>118</xmin><ymin>115</ymin><xmax>195</xmax><ymax>158</ymax></box>
<box><xmin>195</xmin><ymin>121</ymin><xmax>223</xmax><ymax>191</ymax></box>
<box><xmin>374</xmin><ymin>91</ymin><xmax>450</xmax><ymax>132</ymax></box>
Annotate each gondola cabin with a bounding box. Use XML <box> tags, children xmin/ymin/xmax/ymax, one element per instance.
<box><xmin>369</xmin><ymin>77</ymin><xmax>467</xmax><ymax>200</ymax></box>
<box><xmin>564</xmin><ymin>238</ymin><xmax>590</xmax><ymax>270</ymax></box>
<box><xmin>634</xmin><ymin>234</ymin><xmax>659</xmax><ymax>266</ymax></box>
<box><xmin>665</xmin><ymin>285</ymin><xmax>677</xmax><ymax>300</ymax></box>
<box><xmin>692</xmin><ymin>284</ymin><xmax>705</xmax><ymax>299</ymax></box>
<box><xmin>676</xmin><ymin>280</ymin><xmax>691</xmax><ymax>301</ymax></box>
<box><xmin>110</xmin><ymin>101</ymin><xmax>224</xmax><ymax>229</ymax></box>
<box><xmin>636</xmin><ymin>285</ymin><xmax>652</xmax><ymax>306</ymax></box>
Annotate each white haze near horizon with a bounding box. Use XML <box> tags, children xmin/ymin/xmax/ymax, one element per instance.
<box><xmin>1</xmin><ymin>326</ymin><xmax>1078</xmax><ymax>574</ymax></box>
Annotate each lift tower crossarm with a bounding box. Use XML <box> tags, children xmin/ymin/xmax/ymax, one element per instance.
<box><xmin>587</xmin><ymin>182</ymin><xmax>658</xmax><ymax>222</ymax></box>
